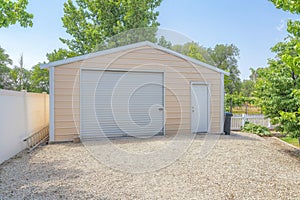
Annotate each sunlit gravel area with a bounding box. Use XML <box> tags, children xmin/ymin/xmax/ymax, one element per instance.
<box><xmin>0</xmin><ymin>132</ymin><xmax>299</xmax><ymax>200</ymax></box>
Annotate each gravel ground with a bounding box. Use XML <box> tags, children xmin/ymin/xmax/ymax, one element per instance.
<box><xmin>0</xmin><ymin>132</ymin><xmax>299</xmax><ymax>200</ymax></box>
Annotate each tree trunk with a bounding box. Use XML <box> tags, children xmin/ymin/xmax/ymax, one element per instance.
<box><xmin>229</xmin><ymin>97</ymin><xmax>233</xmax><ymax>113</ymax></box>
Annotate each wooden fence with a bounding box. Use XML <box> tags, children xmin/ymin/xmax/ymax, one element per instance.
<box><xmin>231</xmin><ymin>114</ymin><xmax>275</xmax><ymax>130</ymax></box>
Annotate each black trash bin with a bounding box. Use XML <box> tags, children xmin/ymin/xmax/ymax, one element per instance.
<box><xmin>224</xmin><ymin>112</ymin><xmax>233</xmax><ymax>135</ymax></box>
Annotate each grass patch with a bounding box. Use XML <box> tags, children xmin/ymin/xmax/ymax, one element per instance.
<box><xmin>281</xmin><ymin>137</ymin><xmax>300</xmax><ymax>148</ymax></box>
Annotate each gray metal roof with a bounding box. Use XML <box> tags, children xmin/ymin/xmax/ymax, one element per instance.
<box><xmin>41</xmin><ymin>41</ymin><xmax>229</xmax><ymax>75</ymax></box>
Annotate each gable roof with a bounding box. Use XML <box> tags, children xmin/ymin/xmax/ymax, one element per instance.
<box><xmin>41</xmin><ymin>41</ymin><xmax>229</xmax><ymax>75</ymax></box>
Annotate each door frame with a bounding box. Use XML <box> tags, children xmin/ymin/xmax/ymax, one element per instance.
<box><xmin>190</xmin><ymin>82</ymin><xmax>210</xmax><ymax>134</ymax></box>
<box><xmin>79</xmin><ymin>68</ymin><xmax>166</xmax><ymax>138</ymax></box>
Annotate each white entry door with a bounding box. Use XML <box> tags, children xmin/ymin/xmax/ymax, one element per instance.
<box><xmin>191</xmin><ymin>84</ymin><xmax>209</xmax><ymax>133</ymax></box>
<box><xmin>80</xmin><ymin>70</ymin><xmax>164</xmax><ymax>139</ymax></box>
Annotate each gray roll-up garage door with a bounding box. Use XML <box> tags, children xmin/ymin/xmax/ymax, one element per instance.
<box><xmin>80</xmin><ymin>70</ymin><xmax>164</xmax><ymax>139</ymax></box>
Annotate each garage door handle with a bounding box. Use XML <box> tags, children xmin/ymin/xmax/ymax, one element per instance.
<box><xmin>158</xmin><ymin>108</ymin><xmax>164</xmax><ymax>111</ymax></box>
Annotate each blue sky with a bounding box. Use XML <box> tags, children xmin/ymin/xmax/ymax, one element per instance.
<box><xmin>0</xmin><ymin>0</ymin><xmax>298</xmax><ymax>80</ymax></box>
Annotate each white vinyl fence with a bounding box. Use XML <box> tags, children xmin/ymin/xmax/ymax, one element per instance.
<box><xmin>231</xmin><ymin>114</ymin><xmax>274</xmax><ymax>131</ymax></box>
<box><xmin>0</xmin><ymin>90</ymin><xmax>49</xmax><ymax>164</ymax></box>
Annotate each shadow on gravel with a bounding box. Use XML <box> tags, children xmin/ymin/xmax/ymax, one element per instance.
<box><xmin>76</xmin><ymin>132</ymin><xmax>261</xmax><ymax>147</ymax></box>
<box><xmin>219</xmin><ymin>132</ymin><xmax>261</xmax><ymax>141</ymax></box>
<box><xmin>277</xmin><ymin>149</ymin><xmax>300</xmax><ymax>161</ymax></box>
<box><xmin>192</xmin><ymin>132</ymin><xmax>260</xmax><ymax>141</ymax></box>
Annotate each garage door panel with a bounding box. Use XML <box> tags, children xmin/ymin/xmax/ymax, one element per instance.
<box><xmin>80</xmin><ymin>70</ymin><xmax>164</xmax><ymax>139</ymax></box>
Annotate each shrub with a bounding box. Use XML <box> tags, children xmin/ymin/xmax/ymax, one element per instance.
<box><xmin>241</xmin><ymin>121</ymin><xmax>272</xmax><ymax>136</ymax></box>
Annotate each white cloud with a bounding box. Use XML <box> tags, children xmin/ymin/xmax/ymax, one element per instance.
<box><xmin>276</xmin><ymin>19</ymin><xmax>286</xmax><ymax>32</ymax></box>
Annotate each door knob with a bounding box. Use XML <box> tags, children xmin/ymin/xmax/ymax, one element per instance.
<box><xmin>158</xmin><ymin>108</ymin><xmax>164</xmax><ymax>111</ymax></box>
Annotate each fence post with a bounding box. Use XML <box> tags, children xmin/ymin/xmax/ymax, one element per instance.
<box><xmin>242</xmin><ymin>114</ymin><xmax>246</xmax><ymax>127</ymax></box>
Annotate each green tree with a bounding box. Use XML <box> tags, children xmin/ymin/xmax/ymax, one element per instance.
<box><xmin>225</xmin><ymin>94</ymin><xmax>244</xmax><ymax>112</ymax></box>
<box><xmin>208</xmin><ymin>44</ymin><xmax>241</xmax><ymax>112</ymax></box>
<box><xmin>240</xmin><ymin>78</ymin><xmax>255</xmax><ymax>114</ymax></box>
<box><xmin>171</xmin><ymin>42</ymin><xmax>212</xmax><ymax>63</ymax></box>
<box><xmin>0</xmin><ymin>46</ymin><xmax>11</xmax><ymax>65</ymax></box>
<box><xmin>255</xmin><ymin>37</ymin><xmax>300</xmax><ymax>137</ymax></box>
<box><xmin>241</xmin><ymin>67</ymin><xmax>259</xmax><ymax>98</ymax></box>
<box><xmin>241</xmin><ymin>79</ymin><xmax>255</xmax><ymax>98</ymax></box>
<box><xmin>269</xmin><ymin>0</ymin><xmax>300</xmax><ymax>14</ymax></box>
<box><xmin>0</xmin><ymin>47</ymin><xmax>49</xmax><ymax>93</ymax></box>
<box><xmin>270</xmin><ymin>0</ymin><xmax>300</xmax><ymax>38</ymax></box>
<box><xmin>6</xmin><ymin>54</ymin><xmax>31</xmax><ymax>91</ymax></box>
<box><xmin>208</xmin><ymin>44</ymin><xmax>241</xmax><ymax>93</ymax></box>
<box><xmin>249</xmin><ymin>67</ymin><xmax>258</xmax><ymax>81</ymax></box>
<box><xmin>157</xmin><ymin>36</ymin><xmax>172</xmax><ymax>49</ymax></box>
<box><xmin>0</xmin><ymin>46</ymin><xmax>12</xmax><ymax>89</ymax></box>
<box><xmin>9</xmin><ymin>66</ymin><xmax>31</xmax><ymax>91</ymax></box>
<box><xmin>256</xmin><ymin>0</ymin><xmax>300</xmax><ymax>137</ymax></box>
<box><xmin>60</xmin><ymin>0</ymin><xmax>162</xmax><ymax>54</ymax></box>
<box><xmin>96</xmin><ymin>27</ymin><xmax>158</xmax><ymax>51</ymax></box>
<box><xmin>0</xmin><ymin>0</ymin><xmax>33</xmax><ymax>28</ymax></box>
<box><xmin>0</xmin><ymin>65</ymin><xmax>11</xmax><ymax>89</ymax></box>
<box><xmin>46</xmin><ymin>48</ymin><xmax>78</xmax><ymax>62</ymax></box>
<box><xmin>29</xmin><ymin>64</ymin><xmax>49</xmax><ymax>93</ymax></box>
<box><xmin>254</xmin><ymin>37</ymin><xmax>300</xmax><ymax>137</ymax></box>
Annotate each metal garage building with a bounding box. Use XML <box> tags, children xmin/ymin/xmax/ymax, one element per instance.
<box><xmin>41</xmin><ymin>41</ymin><xmax>228</xmax><ymax>142</ymax></box>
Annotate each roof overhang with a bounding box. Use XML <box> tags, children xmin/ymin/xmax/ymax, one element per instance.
<box><xmin>41</xmin><ymin>41</ymin><xmax>230</xmax><ymax>76</ymax></box>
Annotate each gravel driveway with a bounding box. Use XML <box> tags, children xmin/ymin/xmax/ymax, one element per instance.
<box><xmin>0</xmin><ymin>132</ymin><xmax>299</xmax><ymax>200</ymax></box>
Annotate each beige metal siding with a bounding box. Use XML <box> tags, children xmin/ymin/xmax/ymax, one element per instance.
<box><xmin>53</xmin><ymin>46</ymin><xmax>222</xmax><ymax>141</ymax></box>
